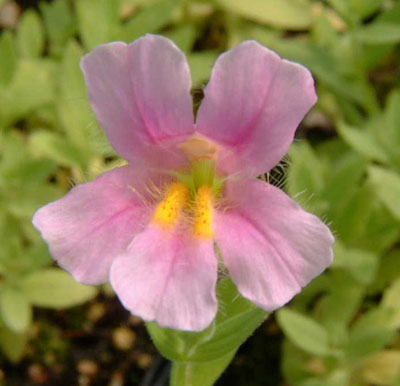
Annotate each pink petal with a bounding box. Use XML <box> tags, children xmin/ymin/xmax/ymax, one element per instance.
<box><xmin>214</xmin><ymin>179</ymin><xmax>333</xmax><ymax>310</ymax></box>
<box><xmin>196</xmin><ymin>41</ymin><xmax>317</xmax><ymax>176</ymax></box>
<box><xmin>33</xmin><ymin>165</ymin><xmax>160</xmax><ymax>285</ymax></box>
<box><xmin>81</xmin><ymin>34</ymin><xmax>194</xmax><ymax>168</ymax></box>
<box><xmin>110</xmin><ymin>225</ymin><xmax>218</xmax><ymax>331</ymax></box>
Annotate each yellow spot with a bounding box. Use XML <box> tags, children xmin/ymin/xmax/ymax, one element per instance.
<box><xmin>194</xmin><ymin>186</ymin><xmax>214</xmax><ymax>238</ymax></box>
<box><xmin>153</xmin><ymin>182</ymin><xmax>189</xmax><ymax>228</ymax></box>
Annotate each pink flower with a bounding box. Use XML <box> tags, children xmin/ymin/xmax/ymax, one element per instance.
<box><xmin>33</xmin><ymin>35</ymin><xmax>334</xmax><ymax>331</ymax></box>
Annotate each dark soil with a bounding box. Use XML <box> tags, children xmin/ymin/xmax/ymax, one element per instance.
<box><xmin>0</xmin><ymin>294</ymin><xmax>283</xmax><ymax>386</ymax></box>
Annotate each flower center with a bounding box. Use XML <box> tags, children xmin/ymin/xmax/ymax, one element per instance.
<box><xmin>153</xmin><ymin>160</ymin><xmax>223</xmax><ymax>237</ymax></box>
<box><xmin>171</xmin><ymin>159</ymin><xmax>224</xmax><ymax>198</ymax></box>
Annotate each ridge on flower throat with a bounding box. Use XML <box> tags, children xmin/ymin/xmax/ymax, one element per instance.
<box><xmin>153</xmin><ymin>158</ymin><xmax>224</xmax><ymax>238</ymax></box>
<box><xmin>153</xmin><ymin>182</ymin><xmax>189</xmax><ymax>228</ymax></box>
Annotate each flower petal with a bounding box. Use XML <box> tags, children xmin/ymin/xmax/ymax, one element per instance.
<box><xmin>196</xmin><ymin>41</ymin><xmax>317</xmax><ymax>176</ymax></box>
<box><xmin>214</xmin><ymin>179</ymin><xmax>333</xmax><ymax>310</ymax></box>
<box><xmin>33</xmin><ymin>165</ymin><xmax>159</xmax><ymax>285</ymax></box>
<box><xmin>81</xmin><ymin>34</ymin><xmax>194</xmax><ymax>167</ymax></box>
<box><xmin>110</xmin><ymin>226</ymin><xmax>218</xmax><ymax>331</ymax></box>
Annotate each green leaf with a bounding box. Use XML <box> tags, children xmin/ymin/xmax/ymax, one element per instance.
<box><xmin>76</xmin><ymin>0</ymin><xmax>121</xmax><ymax>50</ymax></box>
<box><xmin>0</xmin><ymin>213</ymin><xmax>23</xmax><ymax>271</ymax></box>
<box><xmin>29</xmin><ymin>131</ymin><xmax>90</xmax><ymax>168</ymax></box>
<box><xmin>286</xmin><ymin>141</ymin><xmax>326</xmax><ymax>212</ymax></box>
<box><xmin>360</xmin><ymin>44</ymin><xmax>394</xmax><ymax>73</ymax></box>
<box><xmin>16</xmin><ymin>9</ymin><xmax>45</xmax><ymax>58</ymax></box>
<box><xmin>323</xmin><ymin>161</ymin><xmax>375</xmax><ymax>245</ymax></box>
<box><xmin>350</xmin><ymin>0</ymin><xmax>384</xmax><ymax>19</ymax></box>
<box><xmin>0</xmin><ymin>286</ymin><xmax>32</xmax><ymax>333</ymax></box>
<box><xmin>281</xmin><ymin>340</ymin><xmax>311</xmax><ymax>384</ymax></box>
<box><xmin>21</xmin><ymin>268</ymin><xmax>97</xmax><ymax>309</ymax></box>
<box><xmin>311</xmin><ymin>10</ymin><xmax>338</xmax><ymax>48</ymax></box>
<box><xmin>337</xmin><ymin>121</ymin><xmax>389</xmax><ymax>163</ymax></box>
<box><xmin>321</xmin><ymin>152</ymin><xmax>366</xmax><ymax>210</ymax></box>
<box><xmin>118</xmin><ymin>0</ymin><xmax>177</xmax><ymax>42</ymax></box>
<box><xmin>382</xmin><ymin>277</ymin><xmax>400</xmax><ymax>329</ymax></box>
<box><xmin>354</xmin><ymin>22</ymin><xmax>400</xmax><ymax>44</ymax></box>
<box><xmin>361</xmin><ymin>350</ymin><xmax>400</xmax><ymax>385</ymax></box>
<box><xmin>24</xmin><ymin>243</ymin><xmax>53</xmax><ymax>270</ymax></box>
<box><xmin>357</xmin><ymin>205</ymin><xmax>400</xmax><ymax>253</ymax></box>
<box><xmin>0</xmin><ymin>59</ymin><xmax>56</xmax><ymax>127</ymax></box>
<box><xmin>164</xmin><ymin>25</ymin><xmax>196</xmax><ymax>53</ymax></box>
<box><xmin>346</xmin><ymin>308</ymin><xmax>395</xmax><ymax>360</ymax></box>
<box><xmin>316</xmin><ymin>272</ymin><xmax>364</xmax><ymax>331</ymax></box>
<box><xmin>0</xmin><ymin>131</ymin><xmax>28</xmax><ymax>171</ymax></box>
<box><xmin>373</xmin><ymin>249</ymin><xmax>400</xmax><ymax>292</ymax></box>
<box><xmin>277</xmin><ymin>308</ymin><xmax>331</xmax><ymax>356</ymax></box>
<box><xmin>332</xmin><ymin>243</ymin><xmax>378</xmax><ymax>285</ymax></box>
<box><xmin>216</xmin><ymin>0</ymin><xmax>312</xmax><ymax>30</ymax></box>
<box><xmin>0</xmin><ymin>325</ymin><xmax>27</xmax><ymax>362</ymax></box>
<box><xmin>292</xmin><ymin>275</ymin><xmax>330</xmax><ymax>311</ymax></box>
<box><xmin>170</xmin><ymin>350</ymin><xmax>236</xmax><ymax>386</ymax></box>
<box><xmin>4</xmin><ymin>159</ymin><xmax>56</xmax><ymax>187</ymax></box>
<box><xmin>367</xmin><ymin>113</ymin><xmax>400</xmax><ymax>170</ymax></box>
<box><xmin>0</xmin><ymin>31</ymin><xmax>17</xmax><ymax>86</ymax></box>
<box><xmin>332</xmin><ymin>184</ymin><xmax>375</xmax><ymax>245</ymax></box>
<box><xmin>7</xmin><ymin>184</ymin><xmax>60</xmax><ymax>219</ymax></box>
<box><xmin>147</xmin><ymin>278</ymin><xmax>267</xmax><ymax>362</ymax></box>
<box><xmin>4</xmin><ymin>242</ymin><xmax>53</xmax><ymax>275</ymax></box>
<box><xmin>385</xmin><ymin>90</ymin><xmax>400</xmax><ymax>152</ymax></box>
<box><xmin>379</xmin><ymin>1</ymin><xmax>400</xmax><ymax>23</ymax></box>
<box><xmin>297</xmin><ymin>371</ymin><xmax>350</xmax><ymax>386</ymax></box>
<box><xmin>326</xmin><ymin>0</ymin><xmax>356</xmax><ymax>24</ymax></box>
<box><xmin>40</xmin><ymin>0</ymin><xmax>76</xmax><ymax>56</ymax></box>
<box><xmin>57</xmin><ymin>40</ymin><xmax>98</xmax><ymax>149</ymax></box>
<box><xmin>188</xmin><ymin>51</ymin><xmax>219</xmax><ymax>86</ymax></box>
<box><xmin>368</xmin><ymin>166</ymin><xmax>400</xmax><ymax>220</ymax></box>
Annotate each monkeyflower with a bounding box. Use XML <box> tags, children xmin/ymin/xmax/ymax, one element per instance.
<box><xmin>33</xmin><ymin>35</ymin><xmax>334</xmax><ymax>331</ymax></box>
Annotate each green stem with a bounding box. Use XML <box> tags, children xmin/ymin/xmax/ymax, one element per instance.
<box><xmin>169</xmin><ymin>351</ymin><xmax>237</xmax><ymax>386</ymax></box>
<box><xmin>170</xmin><ymin>362</ymin><xmax>194</xmax><ymax>386</ymax></box>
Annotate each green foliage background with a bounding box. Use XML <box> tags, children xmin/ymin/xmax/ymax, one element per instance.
<box><xmin>1</xmin><ymin>0</ymin><xmax>400</xmax><ymax>384</ymax></box>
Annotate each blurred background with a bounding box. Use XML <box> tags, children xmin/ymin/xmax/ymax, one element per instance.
<box><xmin>1</xmin><ymin>0</ymin><xmax>400</xmax><ymax>385</ymax></box>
